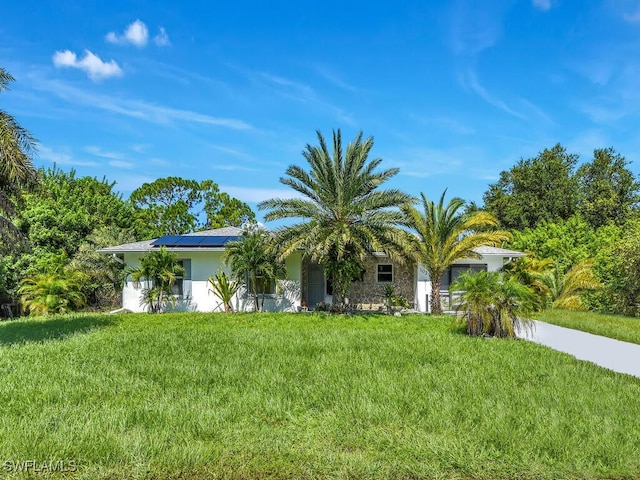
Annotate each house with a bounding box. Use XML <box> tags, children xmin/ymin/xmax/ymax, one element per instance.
<box><xmin>100</xmin><ymin>227</ymin><xmax>525</xmax><ymax>313</ymax></box>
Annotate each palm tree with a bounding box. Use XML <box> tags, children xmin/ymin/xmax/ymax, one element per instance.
<box><xmin>537</xmin><ymin>260</ymin><xmax>601</xmax><ymax>310</ymax></box>
<box><xmin>127</xmin><ymin>247</ymin><xmax>185</xmax><ymax>313</ymax></box>
<box><xmin>224</xmin><ymin>225</ymin><xmax>285</xmax><ymax>311</ymax></box>
<box><xmin>258</xmin><ymin>129</ymin><xmax>414</xmax><ymax>309</ymax></box>
<box><xmin>18</xmin><ymin>270</ymin><xmax>86</xmax><ymax>316</ymax></box>
<box><xmin>0</xmin><ymin>67</ymin><xmax>38</xmax><ymax>250</ymax></box>
<box><xmin>402</xmin><ymin>191</ymin><xmax>511</xmax><ymax>314</ymax></box>
<box><xmin>452</xmin><ymin>271</ymin><xmax>536</xmax><ymax>338</ymax></box>
<box><xmin>502</xmin><ymin>255</ymin><xmax>555</xmax><ymax>311</ymax></box>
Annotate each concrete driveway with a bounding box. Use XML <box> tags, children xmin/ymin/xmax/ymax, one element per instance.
<box><xmin>518</xmin><ymin>320</ymin><xmax>640</xmax><ymax>379</ymax></box>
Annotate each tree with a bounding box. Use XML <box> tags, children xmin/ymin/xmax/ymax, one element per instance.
<box><xmin>585</xmin><ymin>221</ymin><xmax>640</xmax><ymax>315</ymax></box>
<box><xmin>127</xmin><ymin>247</ymin><xmax>185</xmax><ymax>313</ymax></box>
<box><xmin>452</xmin><ymin>271</ymin><xmax>535</xmax><ymax>338</ymax></box>
<box><xmin>0</xmin><ymin>67</ymin><xmax>37</xmax><ymax>252</ymax></box>
<box><xmin>483</xmin><ymin>144</ymin><xmax>579</xmax><ymax>230</ymax></box>
<box><xmin>224</xmin><ymin>225</ymin><xmax>285</xmax><ymax>312</ymax></box>
<box><xmin>70</xmin><ymin>226</ymin><xmax>137</xmax><ymax>309</ymax></box>
<box><xmin>576</xmin><ymin>148</ymin><xmax>640</xmax><ymax>228</ymax></box>
<box><xmin>18</xmin><ymin>167</ymin><xmax>135</xmax><ymax>258</ymax></box>
<box><xmin>259</xmin><ymin>129</ymin><xmax>414</xmax><ymax>309</ymax></box>
<box><xmin>402</xmin><ymin>190</ymin><xmax>511</xmax><ymax>314</ymax></box>
<box><xmin>130</xmin><ymin>177</ymin><xmax>254</xmax><ymax>238</ymax></box>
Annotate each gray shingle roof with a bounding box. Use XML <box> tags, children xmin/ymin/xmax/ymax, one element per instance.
<box><xmin>98</xmin><ymin>227</ymin><xmax>244</xmax><ymax>254</ymax></box>
<box><xmin>472</xmin><ymin>246</ymin><xmax>526</xmax><ymax>257</ymax></box>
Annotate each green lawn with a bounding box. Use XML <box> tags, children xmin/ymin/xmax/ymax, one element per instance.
<box><xmin>533</xmin><ymin>308</ymin><xmax>640</xmax><ymax>345</ymax></box>
<box><xmin>1</xmin><ymin>312</ymin><xmax>639</xmax><ymax>479</ymax></box>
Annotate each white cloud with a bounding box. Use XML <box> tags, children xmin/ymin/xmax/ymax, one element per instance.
<box><xmin>106</xmin><ymin>19</ymin><xmax>149</xmax><ymax>47</ymax></box>
<box><xmin>447</xmin><ymin>1</ymin><xmax>507</xmax><ymax>56</ymax></box>
<box><xmin>220</xmin><ymin>186</ymin><xmax>301</xmax><ymax>203</ymax></box>
<box><xmin>460</xmin><ymin>69</ymin><xmax>527</xmax><ymax>121</ymax></box>
<box><xmin>37</xmin><ymin>79</ymin><xmax>253</xmax><ymax>130</ymax></box>
<box><xmin>532</xmin><ymin>0</ymin><xmax>552</xmax><ymax>12</ymax></box>
<box><xmin>154</xmin><ymin>27</ymin><xmax>171</xmax><ymax>46</ymax></box>
<box><xmin>623</xmin><ymin>10</ymin><xmax>640</xmax><ymax>23</ymax></box>
<box><xmin>52</xmin><ymin>49</ymin><xmax>123</xmax><ymax>81</ymax></box>
<box><xmin>39</xmin><ymin>145</ymin><xmax>99</xmax><ymax>167</ymax></box>
<box><xmin>109</xmin><ymin>160</ymin><xmax>135</xmax><ymax>169</ymax></box>
<box><xmin>85</xmin><ymin>146</ymin><xmax>125</xmax><ymax>160</ymax></box>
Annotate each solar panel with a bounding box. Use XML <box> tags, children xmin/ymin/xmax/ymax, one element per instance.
<box><xmin>174</xmin><ymin>236</ymin><xmax>207</xmax><ymax>246</ymax></box>
<box><xmin>197</xmin><ymin>235</ymin><xmax>241</xmax><ymax>247</ymax></box>
<box><xmin>151</xmin><ymin>235</ymin><xmax>182</xmax><ymax>246</ymax></box>
<box><xmin>151</xmin><ymin>235</ymin><xmax>241</xmax><ymax>247</ymax></box>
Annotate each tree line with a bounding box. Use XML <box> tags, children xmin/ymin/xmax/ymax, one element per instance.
<box><xmin>3</xmin><ymin>65</ymin><xmax>640</xmax><ymax>324</ymax></box>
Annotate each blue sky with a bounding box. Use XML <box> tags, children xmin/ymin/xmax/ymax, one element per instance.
<box><xmin>2</xmin><ymin>0</ymin><xmax>639</xmax><ymax>221</ymax></box>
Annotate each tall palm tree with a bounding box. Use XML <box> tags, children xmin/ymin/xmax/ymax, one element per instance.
<box><xmin>224</xmin><ymin>225</ymin><xmax>285</xmax><ymax>312</ymax></box>
<box><xmin>0</xmin><ymin>67</ymin><xmax>37</xmax><ymax>249</ymax></box>
<box><xmin>402</xmin><ymin>190</ymin><xmax>511</xmax><ymax>314</ymax></box>
<box><xmin>258</xmin><ymin>129</ymin><xmax>414</xmax><ymax>308</ymax></box>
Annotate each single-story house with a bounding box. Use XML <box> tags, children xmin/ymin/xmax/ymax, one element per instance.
<box><xmin>100</xmin><ymin>226</ymin><xmax>525</xmax><ymax>313</ymax></box>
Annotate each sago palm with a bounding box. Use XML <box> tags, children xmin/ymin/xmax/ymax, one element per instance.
<box><xmin>258</xmin><ymin>129</ymin><xmax>414</xmax><ymax>308</ymax></box>
<box><xmin>18</xmin><ymin>270</ymin><xmax>86</xmax><ymax>316</ymax></box>
<box><xmin>1</xmin><ymin>67</ymin><xmax>37</xmax><ymax>249</ymax></box>
<box><xmin>538</xmin><ymin>260</ymin><xmax>601</xmax><ymax>310</ymax></box>
<box><xmin>402</xmin><ymin>190</ymin><xmax>511</xmax><ymax>314</ymax></box>
<box><xmin>452</xmin><ymin>271</ymin><xmax>535</xmax><ymax>338</ymax></box>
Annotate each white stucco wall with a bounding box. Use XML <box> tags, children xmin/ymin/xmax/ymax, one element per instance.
<box><xmin>415</xmin><ymin>256</ymin><xmax>509</xmax><ymax>313</ymax></box>
<box><xmin>122</xmin><ymin>250</ymin><xmax>303</xmax><ymax>313</ymax></box>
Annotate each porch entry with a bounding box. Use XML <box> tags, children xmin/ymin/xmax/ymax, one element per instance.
<box><xmin>306</xmin><ymin>262</ymin><xmax>330</xmax><ymax>309</ymax></box>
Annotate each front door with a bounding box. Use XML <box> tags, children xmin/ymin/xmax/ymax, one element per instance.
<box><xmin>307</xmin><ymin>263</ymin><xmax>325</xmax><ymax>309</ymax></box>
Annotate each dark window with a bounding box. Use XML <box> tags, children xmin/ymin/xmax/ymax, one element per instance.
<box><xmin>247</xmin><ymin>275</ymin><xmax>276</xmax><ymax>295</ymax></box>
<box><xmin>171</xmin><ymin>259</ymin><xmax>191</xmax><ymax>297</ymax></box>
<box><xmin>377</xmin><ymin>264</ymin><xmax>393</xmax><ymax>283</ymax></box>
<box><xmin>441</xmin><ymin>264</ymin><xmax>487</xmax><ymax>290</ymax></box>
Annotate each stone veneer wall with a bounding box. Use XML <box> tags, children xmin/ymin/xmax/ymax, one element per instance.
<box><xmin>346</xmin><ymin>256</ymin><xmax>415</xmax><ymax>306</ymax></box>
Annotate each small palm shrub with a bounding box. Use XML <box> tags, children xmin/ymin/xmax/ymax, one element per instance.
<box><xmin>538</xmin><ymin>260</ymin><xmax>602</xmax><ymax>310</ymax></box>
<box><xmin>208</xmin><ymin>271</ymin><xmax>240</xmax><ymax>312</ymax></box>
<box><xmin>18</xmin><ymin>270</ymin><xmax>86</xmax><ymax>316</ymax></box>
<box><xmin>452</xmin><ymin>271</ymin><xmax>536</xmax><ymax>338</ymax></box>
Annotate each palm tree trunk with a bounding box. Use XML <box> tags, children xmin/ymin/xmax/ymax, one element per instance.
<box><xmin>251</xmin><ymin>272</ymin><xmax>259</xmax><ymax>311</ymax></box>
<box><xmin>331</xmin><ymin>275</ymin><xmax>345</xmax><ymax>311</ymax></box>
<box><xmin>431</xmin><ymin>278</ymin><xmax>442</xmax><ymax>314</ymax></box>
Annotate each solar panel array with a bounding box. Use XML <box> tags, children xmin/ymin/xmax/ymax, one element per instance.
<box><xmin>151</xmin><ymin>235</ymin><xmax>240</xmax><ymax>247</ymax></box>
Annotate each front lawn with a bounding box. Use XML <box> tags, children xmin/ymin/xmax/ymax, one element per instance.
<box><xmin>533</xmin><ymin>308</ymin><xmax>640</xmax><ymax>345</ymax></box>
<box><xmin>1</xmin><ymin>312</ymin><xmax>639</xmax><ymax>479</ymax></box>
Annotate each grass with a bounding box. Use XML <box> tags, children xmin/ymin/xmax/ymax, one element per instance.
<box><xmin>533</xmin><ymin>308</ymin><xmax>640</xmax><ymax>345</ymax></box>
<box><xmin>0</xmin><ymin>312</ymin><xmax>639</xmax><ymax>479</ymax></box>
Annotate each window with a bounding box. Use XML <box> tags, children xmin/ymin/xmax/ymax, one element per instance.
<box><xmin>171</xmin><ymin>259</ymin><xmax>191</xmax><ymax>297</ymax></box>
<box><xmin>326</xmin><ymin>278</ymin><xmax>333</xmax><ymax>296</ymax></box>
<box><xmin>377</xmin><ymin>264</ymin><xmax>393</xmax><ymax>283</ymax></box>
<box><xmin>440</xmin><ymin>264</ymin><xmax>487</xmax><ymax>290</ymax></box>
<box><xmin>247</xmin><ymin>275</ymin><xmax>276</xmax><ymax>295</ymax></box>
